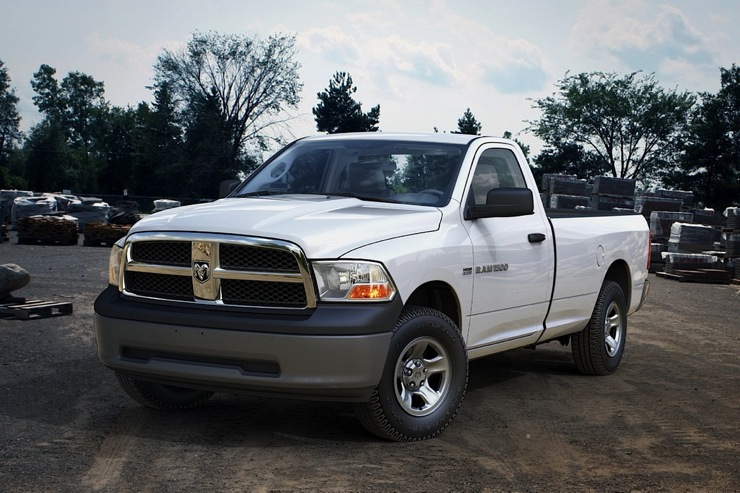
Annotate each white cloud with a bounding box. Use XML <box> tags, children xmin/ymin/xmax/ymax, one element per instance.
<box><xmin>299</xmin><ymin>25</ymin><xmax>459</xmax><ymax>96</ymax></box>
<box><xmin>570</xmin><ymin>0</ymin><xmax>715</xmax><ymax>73</ymax></box>
<box><xmin>480</xmin><ymin>38</ymin><xmax>550</xmax><ymax>94</ymax></box>
<box><xmin>299</xmin><ymin>26</ymin><xmax>361</xmax><ymax>65</ymax></box>
<box><xmin>367</xmin><ymin>35</ymin><xmax>458</xmax><ymax>87</ymax></box>
<box><xmin>86</xmin><ymin>34</ymin><xmax>160</xmax><ymax>72</ymax></box>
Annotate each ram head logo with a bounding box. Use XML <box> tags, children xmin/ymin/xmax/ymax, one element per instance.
<box><xmin>193</xmin><ymin>261</ymin><xmax>210</xmax><ymax>283</ymax></box>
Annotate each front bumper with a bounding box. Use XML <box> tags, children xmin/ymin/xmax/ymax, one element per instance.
<box><xmin>94</xmin><ymin>286</ymin><xmax>402</xmax><ymax>401</ymax></box>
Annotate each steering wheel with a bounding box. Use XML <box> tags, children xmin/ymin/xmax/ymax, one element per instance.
<box><xmin>419</xmin><ymin>189</ymin><xmax>444</xmax><ymax>197</ymax></box>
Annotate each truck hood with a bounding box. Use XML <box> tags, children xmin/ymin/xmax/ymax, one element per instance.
<box><xmin>128</xmin><ymin>195</ymin><xmax>442</xmax><ymax>258</ymax></box>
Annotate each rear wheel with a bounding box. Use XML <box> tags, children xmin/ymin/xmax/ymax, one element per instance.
<box><xmin>354</xmin><ymin>307</ymin><xmax>468</xmax><ymax>441</ymax></box>
<box><xmin>116</xmin><ymin>372</ymin><xmax>213</xmax><ymax>410</ymax></box>
<box><xmin>572</xmin><ymin>280</ymin><xmax>627</xmax><ymax>375</ymax></box>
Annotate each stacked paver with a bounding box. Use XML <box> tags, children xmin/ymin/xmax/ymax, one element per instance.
<box><xmin>16</xmin><ymin>216</ymin><xmax>79</xmax><ymax>245</ymax></box>
<box><xmin>591</xmin><ymin>176</ymin><xmax>636</xmax><ymax>211</ymax></box>
<box><xmin>541</xmin><ymin>175</ymin><xmax>736</xmax><ymax>283</ymax></box>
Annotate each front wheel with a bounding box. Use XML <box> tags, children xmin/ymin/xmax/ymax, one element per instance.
<box><xmin>116</xmin><ymin>372</ymin><xmax>214</xmax><ymax>410</ymax></box>
<box><xmin>354</xmin><ymin>307</ymin><xmax>468</xmax><ymax>441</ymax></box>
<box><xmin>571</xmin><ymin>280</ymin><xmax>627</xmax><ymax>375</ymax></box>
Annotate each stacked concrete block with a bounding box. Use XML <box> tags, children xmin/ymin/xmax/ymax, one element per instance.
<box><xmin>543</xmin><ymin>174</ymin><xmax>592</xmax><ymax>210</ymax></box>
<box><xmin>590</xmin><ymin>176</ymin><xmax>636</xmax><ymax>211</ymax></box>
<box><xmin>649</xmin><ymin>211</ymin><xmax>694</xmax><ymax>241</ymax></box>
<box><xmin>550</xmin><ymin>194</ymin><xmax>590</xmax><ymax>209</ymax></box>
<box><xmin>725</xmin><ymin>208</ymin><xmax>740</xmax><ymax>270</ymax></box>
<box><xmin>667</xmin><ymin>222</ymin><xmax>717</xmax><ymax>253</ymax></box>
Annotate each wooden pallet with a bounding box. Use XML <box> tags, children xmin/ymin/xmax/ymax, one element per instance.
<box><xmin>656</xmin><ymin>269</ymin><xmax>731</xmax><ymax>284</ymax></box>
<box><xmin>0</xmin><ymin>299</ymin><xmax>74</xmax><ymax>320</ymax></box>
<box><xmin>17</xmin><ymin>236</ymin><xmax>78</xmax><ymax>246</ymax></box>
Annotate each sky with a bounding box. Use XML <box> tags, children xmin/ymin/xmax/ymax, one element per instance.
<box><xmin>1</xmin><ymin>0</ymin><xmax>738</xmax><ymax>154</ymax></box>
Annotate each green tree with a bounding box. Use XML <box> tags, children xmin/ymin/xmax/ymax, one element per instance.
<box><xmin>502</xmin><ymin>130</ymin><xmax>531</xmax><ymax>159</ymax></box>
<box><xmin>395</xmin><ymin>154</ymin><xmax>459</xmax><ymax>193</ymax></box>
<box><xmin>665</xmin><ymin>65</ymin><xmax>740</xmax><ymax>208</ymax></box>
<box><xmin>97</xmin><ymin>105</ymin><xmax>138</xmax><ymax>195</ymax></box>
<box><xmin>23</xmin><ymin>119</ymin><xmax>70</xmax><ymax>192</ymax></box>
<box><xmin>60</xmin><ymin>71</ymin><xmax>106</xmax><ymax>151</ymax></box>
<box><xmin>528</xmin><ymin>71</ymin><xmax>695</xmax><ymax>181</ymax></box>
<box><xmin>30</xmin><ymin>64</ymin><xmax>62</xmax><ymax>120</ymax></box>
<box><xmin>530</xmin><ymin>142</ymin><xmax>608</xmax><ymax>188</ymax></box>
<box><xmin>29</xmin><ymin>65</ymin><xmax>108</xmax><ymax>191</ymax></box>
<box><xmin>454</xmin><ymin>108</ymin><xmax>482</xmax><ymax>135</ymax></box>
<box><xmin>154</xmin><ymin>30</ymin><xmax>302</xmax><ymax>186</ymax></box>
<box><xmin>0</xmin><ymin>60</ymin><xmax>21</xmax><ymax>157</ymax></box>
<box><xmin>181</xmin><ymin>91</ymin><xmax>233</xmax><ymax>198</ymax></box>
<box><xmin>0</xmin><ymin>59</ymin><xmax>22</xmax><ymax>186</ymax></box>
<box><xmin>313</xmin><ymin>71</ymin><xmax>380</xmax><ymax>133</ymax></box>
<box><xmin>132</xmin><ymin>81</ymin><xmax>184</xmax><ymax>197</ymax></box>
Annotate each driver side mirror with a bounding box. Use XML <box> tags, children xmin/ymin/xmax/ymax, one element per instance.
<box><xmin>464</xmin><ymin>187</ymin><xmax>534</xmax><ymax>220</ymax></box>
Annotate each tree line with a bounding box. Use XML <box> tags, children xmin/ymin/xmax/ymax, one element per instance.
<box><xmin>0</xmin><ymin>31</ymin><xmax>737</xmax><ymax>209</ymax></box>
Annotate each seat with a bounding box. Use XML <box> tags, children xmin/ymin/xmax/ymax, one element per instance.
<box><xmin>348</xmin><ymin>163</ymin><xmax>390</xmax><ymax>197</ymax></box>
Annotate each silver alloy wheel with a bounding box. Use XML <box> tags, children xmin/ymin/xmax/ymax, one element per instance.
<box><xmin>394</xmin><ymin>336</ymin><xmax>451</xmax><ymax>417</ymax></box>
<box><xmin>603</xmin><ymin>300</ymin><xmax>624</xmax><ymax>357</ymax></box>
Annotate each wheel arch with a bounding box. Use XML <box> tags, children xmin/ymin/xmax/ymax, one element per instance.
<box><xmin>604</xmin><ymin>260</ymin><xmax>631</xmax><ymax>307</ymax></box>
<box><xmin>404</xmin><ymin>281</ymin><xmax>462</xmax><ymax>331</ymax></box>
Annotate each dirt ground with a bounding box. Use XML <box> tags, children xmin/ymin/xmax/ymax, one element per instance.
<box><xmin>1</xmin><ymin>232</ymin><xmax>738</xmax><ymax>493</ymax></box>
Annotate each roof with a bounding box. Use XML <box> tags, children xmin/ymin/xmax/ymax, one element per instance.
<box><xmin>299</xmin><ymin>132</ymin><xmax>509</xmax><ymax>146</ymax></box>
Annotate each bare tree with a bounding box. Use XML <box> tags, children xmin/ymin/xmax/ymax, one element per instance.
<box><xmin>155</xmin><ymin>31</ymin><xmax>303</xmax><ymax>167</ymax></box>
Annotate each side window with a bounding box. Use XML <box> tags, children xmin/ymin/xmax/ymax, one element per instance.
<box><xmin>469</xmin><ymin>148</ymin><xmax>527</xmax><ymax>205</ymax></box>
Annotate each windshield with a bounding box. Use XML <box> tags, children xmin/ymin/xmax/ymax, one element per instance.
<box><xmin>234</xmin><ymin>138</ymin><xmax>466</xmax><ymax>206</ymax></box>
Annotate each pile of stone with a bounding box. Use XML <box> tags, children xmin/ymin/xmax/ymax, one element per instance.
<box><xmin>0</xmin><ymin>263</ymin><xmax>30</xmax><ymax>303</ymax></box>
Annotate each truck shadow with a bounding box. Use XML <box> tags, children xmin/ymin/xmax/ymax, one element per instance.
<box><xmin>466</xmin><ymin>344</ymin><xmax>579</xmax><ymax>392</ymax></box>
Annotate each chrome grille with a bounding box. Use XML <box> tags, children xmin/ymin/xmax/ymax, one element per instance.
<box><xmin>121</xmin><ymin>233</ymin><xmax>315</xmax><ymax>309</ymax></box>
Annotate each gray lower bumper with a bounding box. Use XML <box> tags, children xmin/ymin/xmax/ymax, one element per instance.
<box><xmin>95</xmin><ymin>313</ymin><xmax>392</xmax><ymax>402</ymax></box>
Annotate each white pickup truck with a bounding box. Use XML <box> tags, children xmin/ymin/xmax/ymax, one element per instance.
<box><xmin>94</xmin><ymin>133</ymin><xmax>650</xmax><ymax>441</ymax></box>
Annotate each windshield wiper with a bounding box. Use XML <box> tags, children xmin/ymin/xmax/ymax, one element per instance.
<box><xmin>236</xmin><ymin>190</ymin><xmax>286</xmax><ymax>198</ymax></box>
<box><xmin>328</xmin><ymin>192</ymin><xmax>401</xmax><ymax>204</ymax></box>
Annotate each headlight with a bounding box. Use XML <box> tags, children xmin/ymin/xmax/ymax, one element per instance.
<box><xmin>108</xmin><ymin>242</ymin><xmax>124</xmax><ymax>287</ymax></box>
<box><xmin>312</xmin><ymin>261</ymin><xmax>396</xmax><ymax>302</ymax></box>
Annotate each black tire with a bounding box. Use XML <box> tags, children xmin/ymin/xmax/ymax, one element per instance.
<box><xmin>354</xmin><ymin>306</ymin><xmax>468</xmax><ymax>441</ymax></box>
<box><xmin>572</xmin><ymin>280</ymin><xmax>627</xmax><ymax>375</ymax></box>
<box><xmin>115</xmin><ymin>372</ymin><xmax>214</xmax><ymax>410</ymax></box>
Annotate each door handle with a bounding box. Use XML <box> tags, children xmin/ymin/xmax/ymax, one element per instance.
<box><xmin>528</xmin><ymin>233</ymin><xmax>546</xmax><ymax>243</ymax></box>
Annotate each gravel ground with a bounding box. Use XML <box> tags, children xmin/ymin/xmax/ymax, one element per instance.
<box><xmin>1</xmin><ymin>232</ymin><xmax>738</xmax><ymax>492</ymax></box>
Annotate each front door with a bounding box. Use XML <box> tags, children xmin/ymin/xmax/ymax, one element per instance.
<box><xmin>462</xmin><ymin>144</ymin><xmax>553</xmax><ymax>351</ymax></box>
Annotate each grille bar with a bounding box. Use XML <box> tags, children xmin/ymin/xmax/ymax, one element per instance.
<box><xmin>120</xmin><ymin>232</ymin><xmax>316</xmax><ymax>309</ymax></box>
